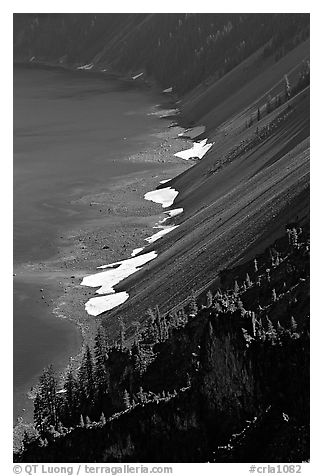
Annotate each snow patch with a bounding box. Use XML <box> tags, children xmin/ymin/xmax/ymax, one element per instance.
<box><xmin>144</xmin><ymin>187</ymin><xmax>179</xmax><ymax>208</ymax></box>
<box><xmin>81</xmin><ymin>251</ymin><xmax>158</xmax><ymax>295</ymax></box>
<box><xmin>145</xmin><ymin>225</ymin><xmax>179</xmax><ymax>244</ymax></box>
<box><xmin>163</xmin><ymin>87</ymin><xmax>173</xmax><ymax>93</ymax></box>
<box><xmin>174</xmin><ymin>139</ymin><xmax>213</xmax><ymax>160</ymax></box>
<box><xmin>165</xmin><ymin>208</ymin><xmax>183</xmax><ymax>218</ymax></box>
<box><xmin>131</xmin><ymin>247</ymin><xmax>144</xmax><ymax>257</ymax></box>
<box><xmin>132</xmin><ymin>72</ymin><xmax>144</xmax><ymax>80</ymax></box>
<box><xmin>160</xmin><ymin>179</ymin><xmax>171</xmax><ymax>184</ymax></box>
<box><xmin>85</xmin><ymin>292</ymin><xmax>129</xmax><ymax>317</ymax></box>
<box><xmin>77</xmin><ymin>63</ymin><xmax>94</xmax><ymax>70</ymax></box>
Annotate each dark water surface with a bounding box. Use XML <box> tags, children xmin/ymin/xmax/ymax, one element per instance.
<box><xmin>13</xmin><ymin>65</ymin><xmax>164</xmax><ymax>421</ymax></box>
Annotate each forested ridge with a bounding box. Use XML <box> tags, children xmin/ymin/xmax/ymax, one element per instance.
<box><xmin>14</xmin><ymin>223</ymin><xmax>309</xmax><ymax>462</ymax></box>
<box><xmin>14</xmin><ymin>13</ymin><xmax>309</xmax><ymax>95</ymax></box>
<box><xmin>13</xmin><ymin>13</ymin><xmax>310</xmax><ymax>462</ymax></box>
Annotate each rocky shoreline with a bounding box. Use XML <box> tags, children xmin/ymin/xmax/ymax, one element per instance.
<box><xmin>14</xmin><ymin>120</ymin><xmax>193</xmax><ymax>417</ymax></box>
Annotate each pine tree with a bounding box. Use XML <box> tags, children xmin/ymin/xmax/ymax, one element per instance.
<box><xmin>284</xmin><ymin>74</ymin><xmax>291</xmax><ymax>101</ymax></box>
<box><xmin>100</xmin><ymin>412</ymin><xmax>106</xmax><ymax>425</ymax></box>
<box><xmin>290</xmin><ymin>316</ymin><xmax>298</xmax><ymax>333</ymax></box>
<box><xmin>34</xmin><ymin>365</ymin><xmax>59</xmax><ymax>433</ymax></box>
<box><xmin>123</xmin><ymin>389</ymin><xmax>131</xmax><ymax>409</ymax></box>
<box><xmin>33</xmin><ymin>392</ymin><xmax>44</xmax><ymax>433</ymax></box>
<box><xmin>206</xmin><ymin>290</ymin><xmax>213</xmax><ymax>308</ymax></box>
<box><xmin>80</xmin><ymin>415</ymin><xmax>85</xmax><ymax>427</ymax></box>
<box><xmin>254</xmin><ymin>258</ymin><xmax>258</xmax><ymax>272</ymax></box>
<box><xmin>188</xmin><ymin>291</ymin><xmax>198</xmax><ymax>316</ymax></box>
<box><xmin>78</xmin><ymin>345</ymin><xmax>95</xmax><ymax>409</ymax></box>
<box><xmin>272</xmin><ymin>288</ymin><xmax>277</xmax><ymax>302</ymax></box>
<box><xmin>138</xmin><ymin>386</ymin><xmax>145</xmax><ymax>403</ymax></box>
<box><xmin>63</xmin><ymin>367</ymin><xmax>78</xmax><ymax>425</ymax></box>
<box><xmin>94</xmin><ymin>328</ymin><xmax>110</xmax><ymax>399</ymax></box>
<box><xmin>233</xmin><ymin>280</ymin><xmax>239</xmax><ymax>295</ymax></box>
<box><xmin>291</xmin><ymin>228</ymin><xmax>298</xmax><ymax>247</ymax></box>
<box><xmin>276</xmin><ymin>321</ymin><xmax>286</xmax><ymax>343</ymax></box>
<box><xmin>266</xmin><ymin>317</ymin><xmax>277</xmax><ymax>344</ymax></box>
<box><xmin>161</xmin><ymin>313</ymin><xmax>169</xmax><ymax>341</ymax></box>
<box><xmin>257</xmin><ymin>107</ymin><xmax>261</xmax><ymax>121</ymax></box>
<box><xmin>85</xmin><ymin>416</ymin><xmax>91</xmax><ymax>428</ymax></box>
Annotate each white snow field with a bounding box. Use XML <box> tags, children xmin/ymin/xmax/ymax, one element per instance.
<box><xmin>145</xmin><ymin>225</ymin><xmax>179</xmax><ymax>244</ymax></box>
<box><xmin>82</xmin><ymin>251</ymin><xmax>158</xmax><ymax>295</ymax></box>
<box><xmin>85</xmin><ymin>292</ymin><xmax>129</xmax><ymax>317</ymax></box>
<box><xmin>165</xmin><ymin>208</ymin><xmax>183</xmax><ymax>218</ymax></box>
<box><xmin>144</xmin><ymin>186</ymin><xmax>179</xmax><ymax>208</ymax></box>
<box><xmin>174</xmin><ymin>138</ymin><xmax>213</xmax><ymax>160</ymax></box>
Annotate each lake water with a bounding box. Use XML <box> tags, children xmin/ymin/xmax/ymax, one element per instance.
<box><xmin>13</xmin><ymin>65</ymin><xmax>165</xmax><ymax>421</ymax></box>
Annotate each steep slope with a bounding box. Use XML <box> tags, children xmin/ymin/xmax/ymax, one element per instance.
<box><xmin>13</xmin><ymin>12</ymin><xmax>310</xmax><ymax>341</ymax></box>
<box><xmin>106</xmin><ymin>87</ymin><xmax>309</xmax><ymax>338</ymax></box>
<box><xmin>13</xmin><ymin>13</ymin><xmax>310</xmax><ymax>463</ymax></box>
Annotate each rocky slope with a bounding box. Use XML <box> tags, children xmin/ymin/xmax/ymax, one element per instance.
<box><xmin>13</xmin><ymin>14</ymin><xmax>310</xmax><ymax>462</ymax></box>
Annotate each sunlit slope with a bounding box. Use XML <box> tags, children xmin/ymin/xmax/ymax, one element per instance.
<box><xmin>180</xmin><ymin>39</ymin><xmax>309</xmax><ymax>130</ymax></box>
<box><xmin>107</xmin><ymin>87</ymin><xmax>309</xmax><ymax>333</ymax></box>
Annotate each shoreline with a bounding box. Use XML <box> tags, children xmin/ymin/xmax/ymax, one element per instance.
<box><xmin>14</xmin><ymin>113</ymin><xmax>194</xmax><ymax>422</ymax></box>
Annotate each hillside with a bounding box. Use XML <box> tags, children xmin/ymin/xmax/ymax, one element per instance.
<box><xmin>13</xmin><ymin>13</ymin><xmax>310</xmax><ymax>462</ymax></box>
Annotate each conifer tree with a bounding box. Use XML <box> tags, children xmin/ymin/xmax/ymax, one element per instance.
<box><xmin>290</xmin><ymin>316</ymin><xmax>298</xmax><ymax>333</ymax></box>
<box><xmin>188</xmin><ymin>291</ymin><xmax>198</xmax><ymax>316</ymax></box>
<box><xmin>85</xmin><ymin>416</ymin><xmax>91</xmax><ymax>428</ymax></box>
<box><xmin>100</xmin><ymin>412</ymin><xmax>106</xmax><ymax>425</ymax></box>
<box><xmin>33</xmin><ymin>392</ymin><xmax>44</xmax><ymax>433</ymax></box>
<box><xmin>233</xmin><ymin>280</ymin><xmax>239</xmax><ymax>295</ymax></box>
<box><xmin>80</xmin><ymin>415</ymin><xmax>85</xmax><ymax>427</ymax></box>
<box><xmin>284</xmin><ymin>74</ymin><xmax>291</xmax><ymax>101</ymax></box>
<box><xmin>266</xmin><ymin>317</ymin><xmax>277</xmax><ymax>344</ymax></box>
<box><xmin>123</xmin><ymin>389</ymin><xmax>131</xmax><ymax>409</ymax></box>
<box><xmin>138</xmin><ymin>386</ymin><xmax>145</xmax><ymax>403</ymax></box>
<box><xmin>161</xmin><ymin>313</ymin><xmax>169</xmax><ymax>341</ymax></box>
<box><xmin>78</xmin><ymin>345</ymin><xmax>95</xmax><ymax>409</ymax></box>
<box><xmin>63</xmin><ymin>367</ymin><xmax>79</xmax><ymax>425</ymax></box>
<box><xmin>272</xmin><ymin>288</ymin><xmax>277</xmax><ymax>302</ymax></box>
<box><xmin>291</xmin><ymin>228</ymin><xmax>298</xmax><ymax>247</ymax></box>
<box><xmin>254</xmin><ymin>258</ymin><xmax>258</xmax><ymax>272</ymax></box>
<box><xmin>206</xmin><ymin>290</ymin><xmax>213</xmax><ymax>308</ymax></box>
<box><xmin>34</xmin><ymin>365</ymin><xmax>59</xmax><ymax>433</ymax></box>
<box><xmin>94</xmin><ymin>328</ymin><xmax>110</xmax><ymax>399</ymax></box>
